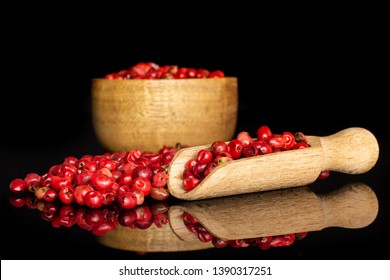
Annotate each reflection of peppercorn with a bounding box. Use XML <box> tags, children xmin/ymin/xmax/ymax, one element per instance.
<box><xmin>182</xmin><ymin>211</ymin><xmax>308</xmax><ymax>250</ymax></box>
<box><xmin>9</xmin><ymin>192</ymin><xmax>170</xmax><ymax>236</ymax></box>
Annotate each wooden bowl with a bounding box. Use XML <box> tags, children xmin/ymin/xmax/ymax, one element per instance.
<box><xmin>91</xmin><ymin>78</ymin><xmax>238</xmax><ymax>152</ymax></box>
<box><xmin>96</xmin><ymin>223</ymin><xmax>214</xmax><ymax>253</ymax></box>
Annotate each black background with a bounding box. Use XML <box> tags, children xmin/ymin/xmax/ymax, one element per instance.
<box><xmin>1</xmin><ymin>12</ymin><xmax>388</xmax><ymax>261</ymax></box>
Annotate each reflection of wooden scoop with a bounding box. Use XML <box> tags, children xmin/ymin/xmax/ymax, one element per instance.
<box><xmin>96</xmin><ymin>223</ymin><xmax>214</xmax><ymax>253</ymax></box>
<box><xmin>168</xmin><ymin>127</ymin><xmax>379</xmax><ymax>200</ymax></box>
<box><xmin>168</xmin><ymin>182</ymin><xmax>378</xmax><ymax>241</ymax></box>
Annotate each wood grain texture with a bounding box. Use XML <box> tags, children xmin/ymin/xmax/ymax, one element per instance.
<box><xmin>167</xmin><ymin>127</ymin><xmax>379</xmax><ymax>200</ymax></box>
<box><xmin>168</xmin><ymin>182</ymin><xmax>378</xmax><ymax>241</ymax></box>
<box><xmin>320</xmin><ymin>127</ymin><xmax>379</xmax><ymax>173</ymax></box>
<box><xmin>96</xmin><ymin>223</ymin><xmax>213</xmax><ymax>252</ymax></box>
<box><xmin>91</xmin><ymin>78</ymin><xmax>238</xmax><ymax>153</ymax></box>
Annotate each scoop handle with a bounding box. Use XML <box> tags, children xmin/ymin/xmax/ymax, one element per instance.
<box><xmin>321</xmin><ymin>182</ymin><xmax>378</xmax><ymax>228</ymax></box>
<box><xmin>169</xmin><ymin>182</ymin><xmax>379</xmax><ymax>240</ymax></box>
<box><xmin>320</xmin><ymin>127</ymin><xmax>379</xmax><ymax>174</ymax></box>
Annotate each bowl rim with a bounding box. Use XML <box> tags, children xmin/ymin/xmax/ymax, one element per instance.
<box><xmin>91</xmin><ymin>77</ymin><xmax>237</xmax><ymax>82</ymax></box>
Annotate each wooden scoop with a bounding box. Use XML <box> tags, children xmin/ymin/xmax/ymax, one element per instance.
<box><xmin>168</xmin><ymin>182</ymin><xmax>379</xmax><ymax>241</ymax></box>
<box><xmin>167</xmin><ymin>127</ymin><xmax>379</xmax><ymax>200</ymax></box>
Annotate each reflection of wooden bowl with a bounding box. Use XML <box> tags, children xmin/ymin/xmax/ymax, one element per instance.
<box><xmin>168</xmin><ymin>182</ymin><xmax>378</xmax><ymax>241</ymax></box>
<box><xmin>91</xmin><ymin>78</ymin><xmax>238</xmax><ymax>153</ymax></box>
<box><xmin>96</xmin><ymin>223</ymin><xmax>213</xmax><ymax>253</ymax></box>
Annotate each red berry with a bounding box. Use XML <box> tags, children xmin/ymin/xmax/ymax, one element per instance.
<box><xmin>281</xmin><ymin>131</ymin><xmax>296</xmax><ymax>150</ymax></box>
<box><xmin>256</xmin><ymin>125</ymin><xmax>272</xmax><ymax>141</ymax></box>
<box><xmin>150</xmin><ymin>201</ymin><xmax>170</xmax><ymax>215</ymax></box>
<box><xmin>121</xmin><ymin>161</ymin><xmax>137</xmax><ymax>174</ymax></box>
<box><xmin>98</xmin><ymin>158</ymin><xmax>118</xmax><ymax>171</ymax></box>
<box><xmin>183</xmin><ymin>176</ymin><xmax>200</xmax><ymax>191</ymax></box>
<box><xmin>131</xmin><ymin>177</ymin><xmax>151</xmax><ymax>196</ymax></box>
<box><xmin>293</xmin><ymin>141</ymin><xmax>309</xmax><ymax>149</ymax></box>
<box><xmin>257</xmin><ymin>236</ymin><xmax>272</xmax><ymax>250</ymax></box>
<box><xmin>150</xmin><ymin>187</ymin><xmax>170</xmax><ymax>201</ymax></box>
<box><xmin>196</xmin><ymin>149</ymin><xmax>213</xmax><ymax>164</ymax></box>
<box><xmin>283</xmin><ymin>234</ymin><xmax>296</xmax><ymax>246</ymax></box>
<box><xmin>210</xmin><ymin>141</ymin><xmax>228</xmax><ymax>156</ymax></box>
<box><xmin>49</xmin><ymin>164</ymin><xmax>62</xmax><ymax>175</ymax></box>
<box><xmin>101</xmin><ymin>189</ymin><xmax>117</xmax><ymax>205</ymax></box>
<box><xmin>186</xmin><ymin>223</ymin><xmax>197</xmax><ymax>233</ymax></box>
<box><xmin>151</xmin><ymin>171</ymin><xmax>169</xmax><ymax>188</ymax></box>
<box><xmin>116</xmin><ymin>183</ymin><xmax>130</xmax><ymax>195</ymax></box>
<box><xmin>9</xmin><ymin>178</ymin><xmax>26</xmax><ymax>193</ymax></box>
<box><xmin>174</xmin><ymin>67</ymin><xmax>187</xmax><ymax>79</ymax></box>
<box><xmin>198</xmin><ymin>231</ymin><xmax>213</xmax><ymax>242</ymax></box>
<box><xmin>318</xmin><ymin>170</ymin><xmax>330</xmax><ymax>179</ymax></box>
<box><xmin>74</xmin><ymin>184</ymin><xmax>94</xmax><ymax>205</ymax></box>
<box><xmin>237</xmin><ymin>131</ymin><xmax>253</xmax><ymax>147</ymax></box>
<box><xmin>204</xmin><ymin>162</ymin><xmax>217</xmax><ymax>176</ymax></box>
<box><xmin>131</xmin><ymin>189</ymin><xmax>145</xmax><ymax>205</ymax></box>
<box><xmin>161</xmin><ymin>151</ymin><xmax>176</xmax><ymax>165</ymax></box>
<box><xmin>92</xmin><ymin>221</ymin><xmax>116</xmax><ymax>236</ymax></box>
<box><xmin>196</xmin><ymin>69</ymin><xmax>210</xmax><ymax>78</ymax></box>
<box><xmin>229</xmin><ymin>239</ymin><xmax>245</xmax><ymax>248</ymax></box>
<box><xmin>24</xmin><ymin>173</ymin><xmax>41</xmax><ymax>193</ymax></box>
<box><xmin>118</xmin><ymin>173</ymin><xmax>133</xmax><ymax>186</ymax></box>
<box><xmin>212</xmin><ymin>237</ymin><xmax>228</xmax><ymax>248</ymax></box>
<box><xmin>186</xmin><ymin>68</ymin><xmax>197</xmax><ymax>78</ymax></box>
<box><xmin>105</xmin><ymin>73</ymin><xmax>118</xmax><ymax>79</ymax></box>
<box><xmin>227</xmin><ymin>139</ymin><xmax>244</xmax><ymax>159</ymax></box>
<box><xmin>64</xmin><ymin>156</ymin><xmax>78</xmax><ymax>165</ymax></box>
<box><xmin>141</xmin><ymin>152</ymin><xmax>161</xmax><ymax>165</ymax></box>
<box><xmin>185</xmin><ymin>158</ymin><xmax>198</xmax><ymax>172</ymax></box>
<box><xmin>135</xmin><ymin>157</ymin><xmax>152</xmax><ymax>167</ymax></box>
<box><xmin>9</xmin><ymin>195</ymin><xmax>27</xmax><ymax>207</ymax></box>
<box><xmin>134</xmin><ymin>206</ymin><xmax>153</xmax><ymax>229</ymax></box>
<box><xmin>50</xmin><ymin>175</ymin><xmax>72</xmax><ymax>192</ymax></box>
<box><xmin>59</xmin><ymin>163</ymin><xmax>78</xmax><ymax>177</ymax></box>
<box><xmin>75</xmin><ymin>208</ymin><xmax>93</xmax><ymax>230</ymax></box>
<box><xmin>195</xmin><ymin>224</ymin><xmax>213</xmax><ymax>242</ymax></box>
<box><xmin>182</xmin><ymin>169</ymin><xmax>195</xmax><ymax>179</ymax></box>
<box><xmin>90</xmin><ymin>172</ymin><xmax>115</xmax><ymax>191</ymax></box>
<box><xmin>242</xmin><ymin>145</ymin><xmax>259</xmax><ymax>157</ymax></box>
<box><xmin>85</xmin><ymin>209</ymin><xmax>105</xmax><ymax>227</ymax></box>
<box><xmin>43</xmin><ymin>188</ymin><xmax>58</xmax><ymax>202</ymax></box>
<box><xmin>269</xmin><ymin>134</ymin><xmax>286</xmax><ymax>149</ymax></box>
<box><xmin>105</xmin><ymin>63</ymin><xmax>224</xmax><ymax>80</ymax></box>
<box><xmin>58</xmin><ymin>205</ymin><xmax>77</xmax><ymax>227</ymax></box>
<box><xmin>118</xmin><ymin>209</ymin><xmax>137</xmax><ymax>227</ymax></box>
<box><xmin>132</xmin><ymin>165</ymin><xmax>153</xmax><ymax>181</ymax></box>
<box><xmin>84</xmin><ymin>190</ymin><xmax>104</xmax><ymax>208</ymax></box>
<box><xmin>58</xmin><ymin>186</ymin><xmax>75</xmax><ymax>205</ymax></box>
<box><xmin>183</xmin><ymin>212</ymin><xmax>198</xmax><ymax>225</ymax></box>
<box><xmin>295</xmin><ymin>232</ymin><xmax>308</xmax><ymax>240</ymax></box>
<box><xmin>75</xmin><ymin>170</ymin><xmax>93</xmax><ymax>185</ymax></box>
<box><xmin>153</xmin><ymin>213</ymin><xmax>169</xmax><ymax>228</ymax></box>
<box><xmin>208</xmin><ymin>70</ymin><xmax>224</xmax><ymax>78</ymax></box>
<box><xmin>125</xmin><ymin>149</ymin><xmax>142</xmax><ymax>162</ymax></box>
<box><xmin>252</xmin><ymin>140</ymin><xmax>272</xmax><ymax>155</ymax></box>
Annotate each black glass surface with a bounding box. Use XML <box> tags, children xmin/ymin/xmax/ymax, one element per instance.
<box><xmin>1</xmin><ymin>30</ymin><xmax>388</xmax><ymax>261</ymax></box>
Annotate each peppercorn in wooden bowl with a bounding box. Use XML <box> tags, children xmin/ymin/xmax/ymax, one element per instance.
<box><xmin>91</xmin><ymin>76</ymin><xmax>238</xmax><ymax>153</ymax></box>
